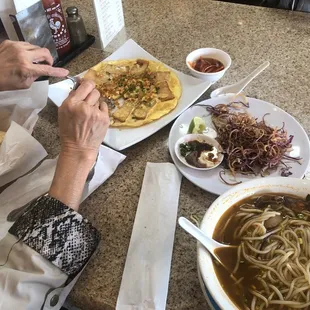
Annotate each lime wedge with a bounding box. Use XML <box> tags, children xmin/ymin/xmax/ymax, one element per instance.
<box><xmin>188</xmin><ymin>117</ymin><xmax>206</xmax><ymax>134</ymax></box>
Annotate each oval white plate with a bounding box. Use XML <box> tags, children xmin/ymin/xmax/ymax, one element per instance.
<box><xmin>168</xmin><ymin>95</ymin><xmax>310</xmax><ymax>195</ymax></box>
<box><xmin>174</xmin><ymin>134</ymin><xmax>223</xmax><ymax>171</ymax></box>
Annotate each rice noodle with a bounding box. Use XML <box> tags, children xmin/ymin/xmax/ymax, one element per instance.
<box><xmin>229</xmin><ymin>198</ymin><xmax>310</xmax><ymax>309</ymax></box>
<box><xmin>249</xmin><ymin>289</ymin><xmax>269</xmax><ymax>307</ymax></box>
<box><xmin>233</xmin><ymin>244</ymin><xmax>242</xmax><ymax>274</ymax></box>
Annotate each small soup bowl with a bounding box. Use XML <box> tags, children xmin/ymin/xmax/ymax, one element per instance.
<box><xmin>197</xmin><ymin>177</ymin><xmax>310</xmax><ymax>309</ymax></box>
<box><xmin>175</xmin><ymin>134</ymin><xmax>223</xmax><ymax>171</ymax></box>
<box><xmin>186</xmin><ymin>48</ymin><xmax>231</xmax><ymax>84</ymax></box>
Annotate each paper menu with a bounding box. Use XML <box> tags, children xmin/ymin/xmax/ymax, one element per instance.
<box><xmin>93</xmin><ymin>0</ymin><xmax>125</xmax><ymax>49</ymax></box>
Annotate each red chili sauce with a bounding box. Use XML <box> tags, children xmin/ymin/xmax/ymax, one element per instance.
<box><xmin>191</xmin><ymin>57</ymin><xmax>224</xmax><ymax>73</ymax></box>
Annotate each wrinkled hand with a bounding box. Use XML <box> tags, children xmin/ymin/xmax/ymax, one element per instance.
<box><xmin>0</xmin><ymin>40</ymin><xmax>69</xmax><ymax>91</ymax></box>
<box><xmin>58</xmin><ymin>80</ymin><xmax>110</xmax><ymax>163</ymax></box>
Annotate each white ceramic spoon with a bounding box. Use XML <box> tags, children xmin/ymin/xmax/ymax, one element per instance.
<box><xmin>178</xmin><ymin>217</ymin><xmax>235</xmax><ymax>269</ymax></box>
<box><xmin>210</xmin><ymin>61</ymin><xmax>270</xmax><ymax>98</ymax></box>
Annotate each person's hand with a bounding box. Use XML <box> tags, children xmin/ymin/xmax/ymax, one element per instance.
<box><xmin>49</xmin><ymin>80</ymin><xmax>109</xmax><ymax>210</ymax></box>
<box><xmin>58</xmin><ymin>79</ymin><xmax>110</xmax><ymax>163</ymax></box>
<box><xmin>0</xmin><ymin>40</ymin><xmax>69</xmax><ymax>91</ymax></box>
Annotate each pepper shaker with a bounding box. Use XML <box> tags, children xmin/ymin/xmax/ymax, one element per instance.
<box><xmin>66</xmin><ymin>6</ymin><xmax>87</xmax><ymax>47</ymax></box>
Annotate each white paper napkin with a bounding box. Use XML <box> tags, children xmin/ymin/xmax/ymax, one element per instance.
<box><xmin>0</xmin><ymin>121</ymin><xmax>47</xmax><ymax>187</ymax></box>
<box><xmin>0</xmin><ymin>80</ymin><xmax>49</xmax><ymax>133</ymax></box>
<box><xmin>116</xmin><ymin>163</ymin><xmax>182</xmax><ymax>310</ymax></box>
<box><xmin>0</xmin><ymin>81</ymin><xmax>49</xmax><ymax>187</ymax></box>
<box><xmin>0</xmin><ymin>145</ymin><xmax>126</xmax><ymax>240</ymax></box>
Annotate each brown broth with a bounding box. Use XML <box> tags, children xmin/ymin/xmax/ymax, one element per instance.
<box><xmin>212</xmin><ymin>193</ymin><xmax>310</xmax><ymax>310</ymax></box>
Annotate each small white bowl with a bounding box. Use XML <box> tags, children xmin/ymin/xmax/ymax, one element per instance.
<box><xmin>186</xmin><ymin>48</ymin><xmax>232</xmax><ymax>83</ymax></box>
<box><xmin>175</xmin><ymin>134</ymin><xmax>223</xmax><ymax>171</ymax></box>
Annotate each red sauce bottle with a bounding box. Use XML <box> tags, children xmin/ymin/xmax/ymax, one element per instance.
<box><xmin>41</xmin><ymin>0</ymin><xmax>72</xmax><ymax>59</ymax></box>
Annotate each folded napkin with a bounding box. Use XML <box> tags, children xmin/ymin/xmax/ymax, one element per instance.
<box><xmin>0</xmin><ymin>145</ymin><xmax>126</xmax><ymax>240</ymax></box>
<box><xmin>0</xmin><ymin>81</ymin><xmax>49</xmax><ymax>187</ymax></box>
<box><xmin>0</xmin><ymin>81</ymin><xmax>49</xmax><ymax>134</ymax></box>
<box><xmin>116</xmin><ymin>163</ymin><xmax>182</xmax><ymax>310</ymax></box>
<box><xmin>0</xmin><ymin>121</ymin><xmax>48</xmax><ymax>187</ymax></box>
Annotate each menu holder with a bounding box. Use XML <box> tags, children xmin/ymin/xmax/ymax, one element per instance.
<box><xmin>9</xmin><ymin>0</ymin><xmax>96</xmax><ymax>69</ymax></box>
<box><xmin>92</xmin><ymin>0</ymin><xmax>125</xmax><ymax>49</ymax></box>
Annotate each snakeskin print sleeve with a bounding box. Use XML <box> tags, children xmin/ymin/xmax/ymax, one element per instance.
<box><xmin>8</xmin><ymin>195</ymin><xmax>100</xmax><ymax>277</ymax></box>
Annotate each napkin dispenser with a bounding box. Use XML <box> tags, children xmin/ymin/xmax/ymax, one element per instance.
<box><xmin>9</xmin><ymin>1</ymin><xmax>58</xmax><ymax>62</ymax></box>
<box><xmin>7</xmin><ymin>0</ymin><xmax>95</xmax><ymax>68</ymax></box>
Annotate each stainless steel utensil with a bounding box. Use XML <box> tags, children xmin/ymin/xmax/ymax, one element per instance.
<box><xmin>67</xmin><ymin>75</ymin><xmax>81</xmax><ymax>90</ymax></box>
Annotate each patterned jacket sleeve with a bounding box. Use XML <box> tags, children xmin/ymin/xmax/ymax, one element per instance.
<box><xmin>8</xmin><ymin>195</ymin><xmax>100</xmax><ymax>277</ymax></box>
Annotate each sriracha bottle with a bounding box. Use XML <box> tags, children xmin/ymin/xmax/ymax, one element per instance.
<box><xmin>41</xmin><ymin>0</ymin><xmax>71</xmax><ymax>59</ymax></box>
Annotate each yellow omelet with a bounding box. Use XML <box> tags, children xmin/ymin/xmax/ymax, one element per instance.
<box><xmin>84</xmin><ymin>59</ymin><xmax>182</xmax><ymax>128</ymax></box>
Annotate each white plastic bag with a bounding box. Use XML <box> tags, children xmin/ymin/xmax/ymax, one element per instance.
<box><xmin>0</xmin><ymin>81</ymin><xmax>49</xmax><ymax>186</ymax></box>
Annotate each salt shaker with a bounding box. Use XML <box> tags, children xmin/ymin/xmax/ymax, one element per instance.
<box><xmin>66</xmin><ymin>6</ymin><xmax>87</xmax><ymax>47</ymax></box>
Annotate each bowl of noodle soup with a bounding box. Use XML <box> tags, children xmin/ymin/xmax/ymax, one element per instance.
<box><xmin>197</xmin><ymin>177</ymin><xmax>310</xmax><ymax>310</ymax></box>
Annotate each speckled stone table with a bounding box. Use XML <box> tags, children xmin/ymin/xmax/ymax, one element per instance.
<box><xmin>35</xmin><ymin>0</ymin><xmax>310</xmax><ymax>309</ymax></box>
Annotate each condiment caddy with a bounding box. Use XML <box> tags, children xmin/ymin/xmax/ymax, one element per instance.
<box><xmin>9</xmin><ymin>0</ymin><xmax>95</xmax><ymax>68</ymax></box>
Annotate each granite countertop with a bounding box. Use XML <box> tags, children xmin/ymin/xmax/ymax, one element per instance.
<box><xmin>35</xmin><ymin>0</ymin><xmax>310</xmax><ymax>309</ymax></box>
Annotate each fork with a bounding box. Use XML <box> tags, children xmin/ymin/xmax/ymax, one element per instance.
<box><xmin>67</xmin><ymin>75</ymin><xmax>81</xmax><ymax>90</ymax></box>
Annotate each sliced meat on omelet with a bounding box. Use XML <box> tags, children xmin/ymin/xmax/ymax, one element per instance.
<box><xmin>132</xmin><ymin>99</ymin><xmax>158</xmax><ymax>120</ymax></box>
<box><xmin>84</xmin><ymin>69</ymin><xmax>111</xmax><ymax>85</ymax></box>
<box><xmin>130</xmin><ymin>59</ymin><xmax>149</xmax><ymax>76</ymax></box>
<box><xmin>157</xmin><ymin>81</ymin><xmax>175</xmax><ymax>101</ymax></box>
<box><xmin>112</xmin><ymin>99</ymin><xmax>137</xmax><ymax>122</ymax></box>
<box><xmin>151</xmin><ymin>71</ymin><xmax>171</xmax><ymax>83</ymax></box>
<box><xmin>104</xmin><ymin>64</ymin><xmax>129</xmax><ymax>75</ymax></box>
<box><xmin>132</xmin><ymin>105</ymin><xmax>149</xmax><ymax>120</ymax></box>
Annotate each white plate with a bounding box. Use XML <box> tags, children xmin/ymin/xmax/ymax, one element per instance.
<box><xmin>169</xmin><ymin>95</ymin><xmax>310</xmax><ymax>195</ymax></box>
<box><xmin>48</xmin><ymin>39</ymin><xmax>212</xmax><ymax>151</ymax></box>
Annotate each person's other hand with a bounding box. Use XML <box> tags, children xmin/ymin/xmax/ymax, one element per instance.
<box><xmin>58</xmin><ymin>80</ymin><xmax>110</xmax><ymax>163</ymax></box>
<box><xmin>0</xmin><ymin>40</ymin><xmax>69</xmax><ymax>91</ymax></box>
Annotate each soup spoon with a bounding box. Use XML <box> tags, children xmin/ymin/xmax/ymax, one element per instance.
<box><xmin>210</xmin><ymin>61</ymin><xmax>270</xmax><ymax>98</ymax></box>
<box><xmin>178</xmin><ymin>217</ymin><xmax>236</xmax><ymax>270</ymax></box>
